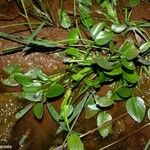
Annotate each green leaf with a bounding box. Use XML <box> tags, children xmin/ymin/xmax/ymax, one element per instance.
<box><xmin>148</xmin><ymin>109</ymin><xmax>150</xmax><ymax>120</ymax></box>
<box><xmin>65</xmin><ymin>48</ymin><xmax>82</xmax><ymax>58</ymax></box>
<box><xmin>121</xmin><ymin>59</ymin><xmax>135</xmax><ymax>71</ymax></box>
<box><xmin>104</xmin><ymin>65</ymin><xmax>122</xmax><ymax>76</ymax></box>
<box><xmin>22</xmin><ymin>91</ymin><xmax>43</xmax><ymax>102</ymax></box>
<box><xmin>67</xmin><ymin>28</ymin><xmax>79</xmax><ymax>45</ymax></box>
<box><xmin>60</xmin><ymin>105</ymin><xmax>74</xmax><ymax>120</ymax></box>
<box><xmin>95</xmin><ymin>55</ymin><xmax>114</xmax><ymax>70</ymax></box>
<box><xmin>123</xmin><ymin>70</ymin><xmax>138</xmax><ymax>84</ymax></box>
<box><xmin>111</xmin><ymin>24</ymin><xmax>127</xmax><ymax>33</ymax></box>
<box><xmin>95</xmin><ymin>95</ymin><xmax>114</xmax><ymax>107</ymax></box>
<box><xmin>80</xmin><ymin>12</ymin><xmax>93</xmax><ymax>28</ymax></box>
<box><xmin>120</xmin><ymin>42</ymin><xmax>139</xmax><ymax>60</ymax></box>
<box><xmin>129</xmin><ymin>0</ymin><xmax>140</xmax><ymax>7</ymax></box>
<box><xmin>95</xmin><ymin>31</ymin><xmax>115</xmax><ymax>46</ymax></box>
<box><xmin>117</xmin><ymin>86</ymin><xmax>133</xmax><ymax>98</ymax></box>
<box><xmin>25</xmin><ymin>68</ymin><xmax>42</xmax><ymax>79</ymax></box>
<box><xmin>38</xmin><ymin>73</ymin><xmax>48</xmax><ymax>81</ymax></box>
<box><xmin>58</xmin><ymin>9</ymin><xmax>71</xmax><ymax>29</ymax></box>
<box><xmin>85</xmin><ymin>107</ymin><xmax>98</xmax><ymax>119</ymax></box>
<box><xmin>33</xmin><ymin>103</ymin><xmax>43</xmax><ymax>119</ymax></box>
<box><xmin>4</xmin><ymin>64</ymin><xmax>21</xmax><ymax>74</ymax></box>
<box><xmin>67</xmin><ymin>133</ymin><xmax>84</xmax><ymax>150</ymax></box>
<box><xmin>2</xmin><ymin>76</ymin><xmax>19</xmax><ymax>87</ymax></box>
<box><xmin>15</xmin><ymin>103</ymin><xmax>34</xmax><ymax>119</ymax></box>
<box><xmin>91</xmin><ymin>22</ymin><xmax>105</xmax><ymax>39</ymax></box>
<box><xmin>23</xmin><ymin>82</ymin><xmax>41</xmax><ymax>92</ymax></box>
<box><xmin>14</xmin><ymin>73</ymin><xmax>32</xmax><ymax>86</ymax></box>
<box><xmin>126</xmin><ymin>97</ymin><xmax>146</xmax><ymax>123</ymax></box>
<box><xmin>139</xmin><ymin>41</ymin><xmax>150</xmax><ymax>53</ymax></box>
<box><xmin>97</xmin><ymin>111</ymin><xmax>112</xmax><ymax>138</ymax></box>
<box><xmin>46</xmin><ymin>83</ymin><xmax>64</xmax><ymax>98</ymax></box>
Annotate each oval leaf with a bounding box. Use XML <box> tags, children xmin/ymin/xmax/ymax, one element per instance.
<box><xmin>46</xmin><ymin>83</ymin><xmax>64</xmax><ymax>98</ymax></box>
<box><xmin>126</xmin><ymin>97</ymin><xmax>146</xmax><ymax>123</ymax></box>
<box><xmin>67</xmin><ymin>133</ymin><xmax>84</xmax><ymax>150</ymax></box>
<box><xmin>97</xmin><ymin>111</ymin><xmax>112</xmax><ymax>138</ymax></box>
<box><xmin>22</xmin><ymin>91</ymin><xmax>43</xmax><ymax>102</ymax></box>
<box><xmin>121</xmin><ymin>59</ymin><xmax>135</xmax><ymax>71</ymax></box>
<box><xmin>95</xmin><ymin>96</ymin><xmax>114</xmax><ymax>107</ymax></box>
<box><xmin>139</xmin><ymin>41</ymin><xmax>150</xmax><ymax>53</ymax></box>
<box><xmin>14</xmin><ymin>73</ymin><xmax>32</xmax><ymax>86</ymax></box>
<box><xmin>123</xmin><ymin>70</ymin><xmax>138</xmax><ymax>84</ymax></box>
<box><xmin>33</xmin><ymin>103</ymin><xmax>43</xmax><ymax>119</ymax></box>
<box><xmin>117</xmin><ymin>86</ymin><xmax>133</xmax><ymax>98</ymax></box>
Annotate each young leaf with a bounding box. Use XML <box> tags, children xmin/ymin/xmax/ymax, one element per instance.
<box><xmin>67</xmin><ymin>28</ymin><xmax>79</xmax><ymax>45</ymax></box>
<box><xmin>97</xmin><ymin>111</ymin><xmax>112</xmax><ymax>138</ymax></box>
<box><xmin>15</xmin><ymin>103</ymin><xmax>34</xmax><ymax>119</ymax></box>
<box><xmin>111</xmin><ymin>24</ymin><xmax>127</xmax><ymax>33</ymax></box>
<box><xmin>126</xmin><ymin>97</ymin><xmax>146</xmax><ymax>123</ymax></box>
<box><xmin>67</xmin><ymin>133</ymin><xmax>84</xmax><ymax>150</ymax></box>
<box><xmin>94</xmin><ymin>31</ymin><xmax>115</xmax><ymax>46</ymax></box>
<box><xmin>46</xmin><ymin>83</ymin><xmax>64</xmax><ymax>98</ymax></box>
<box><xmin>33</xmin><ymin>103</ymin><xmax>43</xmax><ymax>119</ymax></box>
<box><xmin>14</xmin><ymin>73</ymin><xmax>32</xmax><ymax>86</ymax></box>
<box><xmin>58</xmin><ymin>9</ymin><xmax>71</xmax><ymax>29</ymax></box>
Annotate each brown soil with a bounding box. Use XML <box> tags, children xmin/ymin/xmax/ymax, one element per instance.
<box><xmin>0</xmin><ymin>0</ymin><xmax>150</xmax><ymax>150</ymax></box>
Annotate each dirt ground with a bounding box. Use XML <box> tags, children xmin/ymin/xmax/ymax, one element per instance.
<box><xmin>0</xmin><ymin>0</ymin><xmax>150</xmax><ymax>150</ymax></box>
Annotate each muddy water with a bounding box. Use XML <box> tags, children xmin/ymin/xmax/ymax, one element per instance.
<box><xmin>0</xmin><ymin>0</ymin><xmax>150</xmax><ymax>150</ymax></box>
